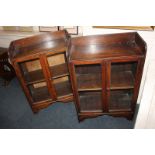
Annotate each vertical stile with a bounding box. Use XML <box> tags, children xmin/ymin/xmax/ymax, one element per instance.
<box><xmin>101</xmin><ymin>62</ymin><xmax>108</xmax><ymax>112</ymax></box>
<box><xmin>39</xmin><ymin>54</ymin><xmax>57</xmax><ymax>100</ymax></box>
<box><xmin>105</xmin><ymin>61</ymin><xmax>111</xmax><ymax>112</ymax></box>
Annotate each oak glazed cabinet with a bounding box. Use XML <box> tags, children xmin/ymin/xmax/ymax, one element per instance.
<box><xmin>68</xmin><ymin>32</ymin><xmax>146</xmax><ymax>121</ymax></box>
<box><xmin>9</xmin><ymin>30</ymin><xmax>73</xmax><ymax>113</ymax></box>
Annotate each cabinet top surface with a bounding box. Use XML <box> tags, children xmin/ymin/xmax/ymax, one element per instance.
<box><xmin>14</xmin><ymin>38</ymin><xmax>66</xmax><ymax>59</ymax></box>
<box><xmin>9</xmin><ymin>30</ymin><xmax>68</xmax><ymax>60</ymax></box>
<box><xmin>69</xmin><ymin>32</ymin><xmax>146</xmax><ymax>61</ymax></box>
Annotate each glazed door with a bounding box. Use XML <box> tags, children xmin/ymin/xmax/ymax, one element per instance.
<box><xmin>17</xmin><ymin>58</ymin><xmax>52</xmax><ymax>104</ymax></box>
<box><xmin>71</xmin><ymin>63</ymin><xmax>104</xmax><ymax>113</ymax></box>
<box><xmin>46</xmin><ymin>52</ymin><xmax>72</xmax><ymax>101</ymax></box>
<box><xmin>106</xmin><ymin>60</ymin><xmax>138</xmax><ymax>112</ymax></box>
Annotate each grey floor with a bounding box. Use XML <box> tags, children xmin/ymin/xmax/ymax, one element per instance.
<box><xmin>0</xmin><ymin>78</ymin><xmax>135</xmax><ymax>129</ymax></box>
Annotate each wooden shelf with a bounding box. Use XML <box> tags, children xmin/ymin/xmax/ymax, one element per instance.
<box><xmin>31</xmin><ymin>86</ymin><xmax>51</xmax><ymax>103</ymax></box>
<box><xmin>109</xmin><ymin>90</ymin><xmax>132</xmax><ymax>111</ymax></box>
<box><xmin>79</xmin><ymin>92</ymin><xmax>103</xmax><ymax>112</ymax></box>
<box><xmin>24</xmin><ymin>63</ymin><xmax>69</xmax><ymax>85</ymax></box>
<box><xmin>24</xmin><ymin>69</ymin><xmax>45</xmax><ymax>85</ymax></box>
<box><xmin>51</xmin><ymin>63</ymin><xmax>69</xmax><ymax>79</ymax></box>
<box><xmin>110</xmin><ymin>70</ymin><xmax>134</xmax><ymax>90</ymax></box>
<box><xmin>77</xmin><ymin>74</ymin><xmax>102</xmax><ymax>91</ymax></box>
<box><xmin>54</xmin><ymin>80</ymin><xmax>72</xmax><ymax>98</ymax></box>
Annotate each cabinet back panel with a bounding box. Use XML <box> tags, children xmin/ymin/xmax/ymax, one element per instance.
<box><xmin>25</xmin><ymin>60</ymin><xmax>41</xmax><ymax>72</ymax></box>
<box><xmin>48</xmin><ymin>53</ymin><xmax>66</xmax><ymax>66</ymax></box>
<box><xmin>53</xmin><ymin>76</ymin><xmax>69</xmax><ymax>84</ymax></box>
<box><xmin>75</xmin><ymin>64</ymin><xmax>101</xmax><ymax>74</ymax></box>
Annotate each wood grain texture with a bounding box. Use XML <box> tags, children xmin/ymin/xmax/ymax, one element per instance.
<box><xmin>70</xmin><ymin>32</ymin><xmax>144</xmax><ymax>61</ymax></box>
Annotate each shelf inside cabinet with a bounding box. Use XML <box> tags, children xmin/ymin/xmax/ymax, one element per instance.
<box><xmin>24</xmin><ymin>63</ymin><xmax>69</xmax><ymax>84</ymax></box>
<box><xmin>109</xmin><ymin>90</ymin><xmax>132</xmax><ymax>111</ymax></box>
<box><xmin>24</xmin><ymin>69</ymin><xmax>45</xmax><ymax>85</ymax></box>
<box><xmin>110</xmin><ymin>70</ymin><xmax>134</xmax><ymax>90</ymax></box>
<box><xmin>54</xmin><ymin>80</ymin><xmax>72</xmax><ymax>98</ymax></box>
<box><xmin>50</xmin><ymin>63</ymin><xmax>69</xmax><ymax>79</ymax></box>
<box><xmin>77</xmin><ymin>74</ymin><xmax>102</xmax><ymax>91</ymax></box>
<box><xmin>110</xmin><ymin>62</ymin><xmax>136</xmax><ymax>90</ymax></box>
<box><xmin>31</xmin><ymin>86</ymin><xmax>51</xmax><ymax>103</ymax></box>
<box><xmin>79</xmin><ymin>91</ymin><xmax>103</xmax><ymax>112</ymax></box>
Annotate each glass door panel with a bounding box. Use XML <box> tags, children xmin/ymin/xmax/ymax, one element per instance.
<box><xmin>75</xmin><ymin>64</ymin><xmax>102</xmax><ymax>91</ymax></box>
<box><xmin>28</xmin><ymin>82</ymin><xmax>51</xmax><ymax>103</ymax></box>
<box><xmin>110</xmin><ymin>62</ymin><xmax>137</xmax><ymax>90</ymax></box>
<box><xmin>47</xmin><ymin>53</ymin><xmax>69</xmax><ymax>79</ymax></box>
<box><xmin>47</xmin><ymin>52</ymin><xmax>72</xmax><ymax>99</ymax></box>
<box><xmin>19</xmin><ymin>59</ymin><xmax>45</xmax><ymax>85</ymax></box>
<box><xmin>19</xmin><ymin>59</ymin><xmax>52</xmax><ymax>103</ymax></box>
<box><xmin>75</xmin><ymin>64</ymin><xmax>103</xmax><ymax>113</ymax></box>
<box><xmin>109</xmin><ymin>89</ymin><xmax>133</xmax><ymax>111</ymax></box>
<box><xmin>79</xmin><ymin>91</ymin><xmax>103</xmax><ymax>112</ymax></box>
<box><xmin>109</xmin><ymin>61</ymin><xmax>137</xmax><ymax>111</ymax></box>
<box><xmin>52</xmin><ymin>76</ymin><xmax>72</xmax><ymax>99</ymax></box>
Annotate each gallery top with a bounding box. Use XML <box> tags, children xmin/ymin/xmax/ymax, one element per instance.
<box><xmin>69</xmin><ymin>32</ymin><xmax>146</xmax><ymax>61</ymax></box>
<box><xmin>9</xmin><ymin>30</ymin><xmax>69</xmax><ymax>62</ymax></box>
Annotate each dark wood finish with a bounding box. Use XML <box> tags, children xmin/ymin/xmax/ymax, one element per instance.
<box><xmin>109</xmin><ymin>90</ymin><xmax>132</xmax><ymax>111</ymax></box>
<box><xmin>69</xmin><ymin>32</ymin><xmax>146</xmax><ymax>121</ymax></box>
<box><xmin>77</xmin><ymin>74</ymin><xmax>102</xmax><ymax>91</ymax></box>
<box><xmin>9</xmin><ymin>30</ymin><xmax>70</xmax><ymax>60</ymax></box>
<box><xmin>101</xmin><ymin>62</ymin><xmax>108</xmax><ymax>112</ymax></box>
<box><xmin>39</xmin><ymin>54</ymin><xmax>57</xmax><ymax>100</ymax></box>
<box><xmin>79</xmin><ymin>91</ymin><xmax>103</xmax><ymax>112</ymax></box>
<box><xmin>54</xmin><ymin>80</ymin><xmax>72</xmax><ymax>98</ymax></box>
<box><xmin>8</xmin><ymin>31</ymin><xmax>146</xmax><ymax>122</ymax></box>
<box><xmin>30</xmin><ymin>85</ymin><xmax>51</xmax><ymax>103</ymax></box>
<box><xmin>75</xmin><ymin>64</ymin><xmax>102</xmax><ymax>91</ymax></box>
<box><xmin>23</xmin><ymin>63</ymin><xmax>69</xmax><ymax>84</ymax></box>
<box><xmin>110</xmin><ymin>62</ymin><xmax>137</xmax><ymax>90</ymax></box>
<box><xmin>51</xmin><ymin>63</ymin><xmax>69</xmax><ymax>79</ymax></box>
<box><xmin>9</xmin><ymin>30</ymin><xmax>73</xmax><ymax>113</ymax></box>
<box><xmin>24</xmin><ymin>69</ymin><xmax>45</xmax><ymax>85</ymax></box>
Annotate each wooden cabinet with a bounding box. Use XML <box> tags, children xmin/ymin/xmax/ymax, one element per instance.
<box><xmin>9</xmin><ymin>31</ymin><xmax>146</xmax><ymax>121</ymax></box>
<box><xmin>68</xmin><ymin>32</ymin><xmax>146</xmax><ymax>121</ymax></box>
<box><xmin>9</xmin><ymin>30</ymin><xmax>73</xmax><ymax>112</ymax></box>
